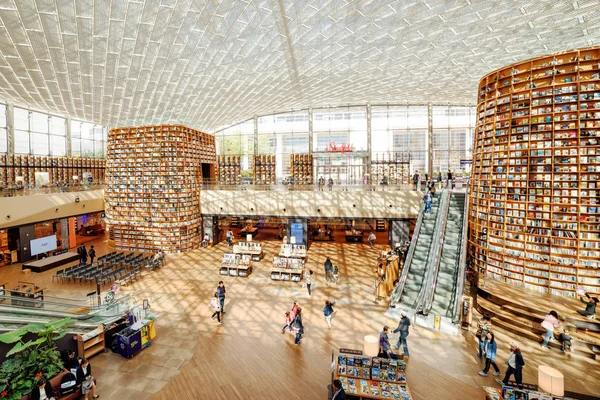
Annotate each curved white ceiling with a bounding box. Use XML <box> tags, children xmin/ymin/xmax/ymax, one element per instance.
<box><xmin>0</xmin><ymin>0</ymin><xmax>598</xmax><ymax>132</ymax></box>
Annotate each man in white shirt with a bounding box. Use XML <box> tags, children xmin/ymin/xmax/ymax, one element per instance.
<box><xmin>332</xmin><ymin>379</ymin><xmax>346</xmax><ymax>400</ymax></box>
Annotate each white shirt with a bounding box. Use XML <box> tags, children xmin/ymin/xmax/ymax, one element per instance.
<box><xmin>39</xmin><ymin>387</ymin><xmax>47</xmax><ymax>400</ymax></box>
<box><xmin>508</xmin><ymin>352</ymin><xmax>516</xmax><ymax>368</ymax></box>
<box><xmin>305</xmin><ymin>271</ymin><xmax>311</xmax><ymax>284</ymax></box>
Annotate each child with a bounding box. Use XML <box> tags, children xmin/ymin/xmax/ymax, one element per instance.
<box><xmin>323</xmin><ymin>300</ymin><xmax>336</xmax><ymax>329</ymax></box>
<box><xmin>558</xmin><ymin>328</ymin><xmax>573</xmax><ymax>353</ymax></box>
<box><xmin>210</xmin><ymin>292</ymin><xmax>223</xmax><ymax>324</ymax></box>
<box><xmin>332</xmin><ymin>265</ymin><xmax>339</xmax><ymax>284</ymax></box>
<box><xmin>282</xmin><ymin>311</ymin><xmax>292</xmax><ymax>333</ymax></box>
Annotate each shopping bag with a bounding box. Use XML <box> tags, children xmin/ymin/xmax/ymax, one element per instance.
<box><xmin>210</xmin><ymin>298</ymin><xmax>217</xmax><ymax>309</ymax></box>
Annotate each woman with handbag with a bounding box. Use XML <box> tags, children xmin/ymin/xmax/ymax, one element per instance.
<box><xmin>292</xmin><ymin>307</ymin><xmax>304</xmax><ymax>345</ymax></box>
<box><xmin>210</xmin><ymin>292</ymin><xmax>223</xmax><ymax>324</ymax></box>
<box><xmin>76</xmin><ymin>359</ymin><xmax>99</xmax><ymax>399</ymax></box>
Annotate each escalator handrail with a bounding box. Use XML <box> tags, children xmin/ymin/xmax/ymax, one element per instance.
<box><xmin>416</xmin><ymin>189</ymin><xmax>450</xmax><ymax>314</ymax></box>
<box><xmin>452</xmin><ymin>190</ymin><xmax>470</xmax><ymax>323</ymax></box>
<box><xmin>389</xmin><ymin>200</ymin><xmax>427</xmax><ymax>307</ymax></box>
<box><xmin>0</xmin><ymin>292</ymin><xmax>138</xmax><ymax>315</ymax></box>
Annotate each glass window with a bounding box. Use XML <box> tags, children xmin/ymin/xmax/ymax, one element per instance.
<box><xmin>14</xmin><ymin>108</ymin><xmax>28</xmax><ymax>131</ymax></box>
<box><xmin>50</xmin><ymin>135</ymin><xmax>66</xmax><ymax>156</ymax></box>
<box><xmin>0</xmin><ymin>104</ymin><xmax>6</xmax><ymax>128</ymax></box>
<box><xmin>50</xmin><ymin>116</ymin><xmax>66</xmax><ymax>136</ymax></box>
<box><xmin>82</xmin><ymin>139</ymin><xmax>94</xmax><ymax>157</ymax></box>
<box><xmin>14</xmin><ymin>130</ymin><xmax>30</xmax><ymax>154</ymax></box>
<box><xmin>0</xmin><ymin>128</ymin><xmax>6</xmax><ymax>153</ymax></box>
<box><xmin>31</xmin><ymin>112</ymin><xmax>48</xmax><ymax>133</ymax></box>
<box><xmin>32</xmin><ymin>132</ymin><xmax>49</xmax><ymax>155</ymax></box>
<box><xmin>71</xmin><ymin>121</ymin><xmax>81</xmax><ymax>138</ymax></box>
<box><xmin>72</xmin><ymin>138</ymin><xmax>81</xmax><ymax>158</ymax></box>
<box><xmin>93</xmin><ymin>125</ymin><xmax>103</xmax><ymax>140</ymax></box>
<box><xmin>81</xmin><ymin>123</ymin><xmax>94</xmax><ymax>139</ymax></box>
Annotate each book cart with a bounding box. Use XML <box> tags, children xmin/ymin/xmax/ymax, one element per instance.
<box><xmin>233</xmin><ymin>241</ymin><xmax>263</xmax><ymax>261</ymax></box>
<box><xmin>220</xmin><ymin>253</ymin><xmax>252</xmax><ymax>278</ymax></box>
<box><xmin>469</xmin><ymin>46</ymin><xmax>600</xmax><ymax>299</ymax></box>
<box><xmin>335</xmin><ymin>352</ymin><xmax>412</xmax><ymax>400</ymax></box>
<box><xmin>271</xmin><ymin>244</ymin><xmax>307</xmax><ymax>282</ymax></box>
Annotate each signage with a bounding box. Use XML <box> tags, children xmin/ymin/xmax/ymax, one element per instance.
<box><xmin>325</xmin><ymin>142</ymin><xmax>354</xmax><ymax>155</ymax></box>
<box><xmin>30</xmin><ymin>235</ymin><xmax>58</xmax><ymax>256</ymax></box>
<box><xmin>339</xmin><ymin>348</ymin><xmax>363</xmax><ymax>355</ymax></box>
<box><xmin>290</xmin><ymin>222</ymin><xmax>304</xmax><ymax>246</ymax></box>
<box><xmin>460</xmin><ymin>159</ymin><xmax>473</xmax><ymax>165</ymax></box>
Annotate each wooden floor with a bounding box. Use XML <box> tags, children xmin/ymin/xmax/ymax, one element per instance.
<box><xmin>3</xmin><ymin>239</ymin><xmax>600</xmax><ymax>399</ymax></box>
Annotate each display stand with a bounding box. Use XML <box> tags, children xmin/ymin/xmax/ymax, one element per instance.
<box><xmin>221</xmin><ymin>253</ymin><xmax>253</xmax><ymax>277</ymax></box>
<box><xmin>290</xmin><ymin>154</ymin><xmax>313</xmax><ymax>184</ymax></box>
<box><xmin>370</xmin><ymin>152</ymin><xmax>411</xmax><ymax>185</ymax></box>
<box><xmin>334</xmin><ymin>352</ymin><xmax>413</xmax><ymax>399</ymax></box>
<box><xmin>77</xmin><ymin>324</ymin><xmax>105</xmax><ymax>359</ymax></box>
<box><xmin>253</xmin><ymin>155</ymin><xmax>276</xmax><ymax>184</ymax></box>
<box><xmin>377</xmin><ymin>255</ymin><xmax>400</xmax><ymax>292</ymax></box>
<box><xmin>271</xmin><ymin>244</ymin><xmax>306</xmax><ymax>281</ymax></box>
<box><xmin>216</xmin><ymin>156</ymin><xmax>241</xmax><ymax>185</ymax></box>
<box><xmin>233</xmin><ymin>241</ymin><xmax>262</xmax><ymax>261</ymax></box>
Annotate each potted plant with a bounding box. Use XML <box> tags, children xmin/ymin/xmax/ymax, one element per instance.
<box><xmin>0</xmin><ymin>318</ymin><xmax>73</xmax><ymax>400</ymax></box>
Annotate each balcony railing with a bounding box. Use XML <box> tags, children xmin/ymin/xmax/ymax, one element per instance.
<box><xmin>0</xmin><ymin>183</ymin><xmax>104</xmax><ymax>198</ymax></box>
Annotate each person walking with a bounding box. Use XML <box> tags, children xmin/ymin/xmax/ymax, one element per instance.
<box><xmin>332</xmin><ymin>265</ymin><xmax>339</xmax><ymax>285</ymax></box>
<box><xmin>328</xmin><ymin>177</ymin><xmax>334</xmax><ymax>191</ymax></box>
<box><xmin>217</xmin><ymin>281</ymin><xmax>226</xmax><ymax>313</ymax></box>
<box><xmin>393</xmin><ymin>310</ymin><xmax>411</xmax><ymax>356</ymax></box>
<box><xmin>541</xmin><ymin>310</ymin><xmax>560</xmax><ymax>350</ymax></box>
<box><xmin>305</xmin><ymin>270</ymin><xmax>314</xmax><ymax>296</ymax></box>
<box><xmin>412</xmin><ymin>171</ymin><xmax>420</xmax><ymax>191</ymax></box>
<box><xmin>318</xmin><ymin>176</ymin><xmax>325</xmax><ymax>191</ymax></box>
<box><xmin>447</xmin><ymin>169</ymin><xmax>454</xmax><ymax>188</ymax></box>
<box><xmin>88</xmin><ymin>245</ymin><xmax>96</xmax><ymax>265</ymax></box>
<box><xmin>476</xmin><ymin>314</ymin><xmax>492</xmax><ymax>358</ymax></box>
<box><xmin>498</xmin><ymin>341</ymin><xmax>525</xmax><ymax>386</ymax></box>
<box><xmin>368</xmin><ymin>232</ymin><xmax>376</xmax><ymax>248</ymax></box>
<box><xmin>290</xmin><ymin>301</ymin><xmax>299</xmax><ymax>320</ymax></box>
<box><xmin>281</xmin><ymin>311</ymin><xmax>292</xmax><ymax>333</ymax></box>
<box><xmin>324</xmin><ymin>257</ymin><xmax>333</xmax><ymax>285</ymax></box>
<box><xmin>210</xmin><ymin>292</ymin><xmax>223</xmax><ymax>324</ymax></box>
<box><xmin>423</xmin><ymin>191</ymin><xmax>433</xmax><ymax>213</ymax></box>
<box><xmin>478</xmin><ymin>332</ymin><xmax>501</xmax><ymax>377</ymax></box>
<box><xmin>292</xmin><ymin>307</ymin><xmax>304</xmax><ymax>345</ymax></box>
<box><xmin>332</xmin><ymin>379</ymin><xmax>346</xmax><ymax>400</ymax></box>
<box><xmin>323</xmin><ymin>300</ymin><xmax>336</xmax><ymax>329</ymax></box>
<box><xmin>577</xmin><ymin>292</ymin><xmax>598</xmax><ymax>319</ymax></box>
<box><xmin>226</xmin><ymin>229</ymin><xmax>234</xmax><ymax>246</ymax></box>
<box><xmin>379</xmin><ymin>326</ymin><xmax>393</xmax><ymax>358</ymax></box>
<box><xmin>81</xmin><ymin>244</ymin><xmax>88</xmax><ymax>265</ymax></box>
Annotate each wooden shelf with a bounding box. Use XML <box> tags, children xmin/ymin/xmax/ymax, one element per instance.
<box><xmin>253</xmin><ymin>155</ymin><xmax>275</xmax><ymax>184</ymax></box>
<box><xmin>470</xmin><ymin>46</ymin><xmax>600</xmax><ymax>298</ymax></box>
<box><xmin>77</xmin><ymin>324</ymin><xmax>105</xmax><ymax>359</ymax></box>
<box><xmin>370</xmin><ymin>152</ymin><xmax>411</xmax><ymax>185</ymax></box>
<box><xmin>105</xmin><ymin>124</ymin><xmax>215</xmax><ymax>253</ymax></box>
<box><xmin>289</xmin><ymin>153</ymin><xmax>313</xmax><ymax>184</ymax></box>
<box><xmin>216</xmin><ymin>155</ymin><xmax>241</xmax><ymax>185</ymax></box>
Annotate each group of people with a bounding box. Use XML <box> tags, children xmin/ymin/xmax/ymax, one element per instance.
<box><xmin>77</xmin><ymin>244</ymin><xmax>95</xmax><ymax>265</ymax></box>
<box><xmin>317</xmin><ymin>176</ymin><xmax>334</xmax><ymax>191</ymax></box>
<box><xmin>281</xmin><ymin>301</ymin><xmax>305</xmax><ymax>344</ymax></box>
<box><xmin>378</xmin><ymin>311</ymin><xmax>412</xmax><ymax>359</ymax></box>
<box><xmin>412</xmin><ymin>170</ymin><xmax>455</xmax><ymax>191</ymax></box>
<box><xmin>33</xmin><ymin>354</ymin><xmax>99</xmax><ymax>400</ymax></box>
<box><xmin>324</xmin><ymin>257</ymin><xmax>339</xmax><ymax>286</ymax></box>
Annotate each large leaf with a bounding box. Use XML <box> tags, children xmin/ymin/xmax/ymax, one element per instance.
<box><xmin>5</xmin><ymin>338</ymin><xmax>45</xmax><ymax>357</ymax></box>
<box><xmin>23</xmin><ymin>322</ymin><xmax>47</xmax><ymax>334</ymax></box>
<box><xmin>0</xmin><ymin>328</ymin><xmax>28</xmax><ymax>344</ymax></box>
<box><xmin>38</xmin><ymin>318</ymin><xmax>74</xmax><ymax>336</ymax></box>
<box><xmin>51</xmin><ymin>329</ymin><xmax>69</xmax><ymax>342</ymax></box>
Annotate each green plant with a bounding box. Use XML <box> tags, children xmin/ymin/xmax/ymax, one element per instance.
<box><xmin>0</xmin><ymin>318</ymin><xmax>73</xmax><ymax>400</ymax></box>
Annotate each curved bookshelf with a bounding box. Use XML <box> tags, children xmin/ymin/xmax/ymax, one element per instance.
<box><xmin>469</xmin><ymin>47</ymin><xmax>600</xmax><ymax>298</ymax></box>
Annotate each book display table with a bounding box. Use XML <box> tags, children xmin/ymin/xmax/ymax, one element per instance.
<box><xmin>233</xmin><ymin>241</ymin><xmax>262</xmax><ymax>261</ymax></box>
<box><xmin>335</xmin><ymin>353</ymin><xmax>412</xmax><ymax>400</ymax></box>
<box><xmin>221</xmin><ymin>253</ymin><xmax>253</xmax><ymax>277</ymax></box>
<box><xmin>346</xmin><ymin>230</ymin><xmax>365</xmax><ymax>243</ymax></box>
<box><xmin>271</xmin><ymin>244</ymin><xmax>306</xmax><ymax>281</ymax></box>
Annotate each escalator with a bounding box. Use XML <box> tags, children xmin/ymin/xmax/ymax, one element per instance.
<box><xmin>428</xmin><ymin>191</ymin><xmax>466</xmax><ymax>318</ymax></box>
<box><xmin>390</xmin><ymin>191</ymin><xmax>448</xmax><ymax>308</ymax></box>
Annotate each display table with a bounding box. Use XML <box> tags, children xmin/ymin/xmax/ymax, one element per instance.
<box><xmin>221</xmin><ymin>252</ymin><xmax>253</xmax><ymax>277</ymax></box>
<box><xmin>10</xmin><ymin>282</ymin><xmax>44</xmax><ymax>308</ymax></box>
<box><xmin>239</xmin><ymin>227</ymin><xmax>258</xmax><ymax>237</ymax></box>
<box><xmin>335</xmin><ymin>353</ymin><xmax>412</xmax><ymax>400</ymax></box>
<box><xmin>346</xmin><ymin>230</ymin><xmax>364</xmax><ymax>242</ymax></box>
<box><xmin>220</xmin><ymin>264</ymin><xmax>252</xmax><ymax>277</ymax></box>
<box><xmin>233</xmin><ymin>241</ymin><xmax>262</xmax><ymax>261</ymax></box>
<box><xmin>23</xmin><ymin>251</ymin><xmax>79</xmax><ymax>273</ymax></box>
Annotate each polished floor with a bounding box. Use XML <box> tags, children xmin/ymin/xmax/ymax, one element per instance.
<box><xmin>2</xmin><ymin>238</ymin><xmax>599</xmax><ymax>399</ymax></box>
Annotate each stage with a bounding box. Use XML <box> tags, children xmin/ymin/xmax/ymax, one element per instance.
<box><xmin>23</xmin><ymin>252</ymin><xmax>80</xmax><ymax>273</ymax></box>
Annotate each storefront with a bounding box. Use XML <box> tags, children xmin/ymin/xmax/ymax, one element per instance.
<box><xmin>313</xmin><ymin>150</ymin><xmax>369</xmax><ymax>186</ymax></box>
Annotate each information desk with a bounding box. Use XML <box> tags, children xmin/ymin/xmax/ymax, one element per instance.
<box><xmin>345</xmin><ymin>231</ymin><xmax>364</xmax><ymax>243</ymax></box>
<box><xmin>10</xmin><ymin>283</ymin><xmax>45</xmax><ymax>308</ymax></box>
<box><xmin>377</xmin><ymin>255</ymin><xmax>400</xmax><ymax>292</ymax></box>
<box><xmin>23</xmin><ymin>252</ymin><xmax>79</xmax><ymax>273</ymax></box>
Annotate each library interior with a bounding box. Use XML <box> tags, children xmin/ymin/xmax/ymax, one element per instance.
<box><xmin>1</xmin><ymin>1</ymin><xmax>600</xmax><ymax>400</ymax></box>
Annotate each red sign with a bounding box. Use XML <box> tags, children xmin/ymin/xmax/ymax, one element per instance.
<box><xmin>325</xmin><ymin>142</ymin><xmax>354</xmax><ymax>155</ymax></box>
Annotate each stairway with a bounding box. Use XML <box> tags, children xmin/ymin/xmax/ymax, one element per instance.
<box><xmin>430</xmin><ymin>192</ymin><xmax>466</xmax><ymax>318</ymax></box>
<box><xmin>398</xmin><ymin>195</ymin><xmax>442</xmax><ymax>308</ymax></box>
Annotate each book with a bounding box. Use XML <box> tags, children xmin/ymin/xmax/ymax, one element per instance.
<box><xmin>369</xmin><ymin>380</ymin><xmax>381</xmax><ymax>396</ymax></box>
<box><xmin>360</xmin><ymin>379</ymin><xmax>370</xmax><ymax>395</ymax></box>
<box><xmin>503</xmin><ymin>386</ymin><xmax>516</xmax><ymax>400</ymax></box>
<box><xmin>514</xmin><ymin>388</ymin><xmax>529</xmax><ymax>400</ymax></box>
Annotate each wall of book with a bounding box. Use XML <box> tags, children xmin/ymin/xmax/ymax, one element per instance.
<box><xmin>0</xmin><ymin>154</ymin><xmax>105</xmax><ymax>186</ymax></box>
<box><xmin>253</xmin><ymin>155</ymin><xmax>276</xmax><ymax>184</ymax></box>
<box><xmin>335</xmin><ymin>353</ymin><xmax>412</xmax><ymax>399</ymax></box>
<box><xmin>105</xmin><ymin>124</ymin><xmax>215</xmax><ymax>253</ymax></box>
<box><xmin>290</xmin><ymin>153</ymin><xmax>313</xmax><ymax>184</ymax></box>
<box><xmin>468</xmin><ymin>47</ymin><xmax>600</xmax><ymax>299</ymax></box>
<box><xmin>215</xmin><ymin>156</ymin><xmax>241</xmax><ymax>185</ymax></box>
<box><xmin>371</xmin><ymin>152</ymin><xmax>411</xmax><ymax>185</ymax></box>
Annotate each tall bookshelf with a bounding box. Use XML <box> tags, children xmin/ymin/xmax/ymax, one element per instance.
<box><xmin>105</xmin><ymin>124</ymin><xmax>216</xmax><ymax>253</ymax></box>
<box><xmin>253</xmin><ymin>155</ymin><xmax>276</xmax><ymax>184</ymax></box>
<box><xmin>290</xmin><ymin>154</ymin><xmax>313</xmax><ymax>184</ymax></box>
<box><xmin>469</xmin><ymin>47</ymin><xmax>600</xmax><ymax>298</ymax></box>
<box><xmin>215</xmin><ymin>156</ymin><xmax>241</xmax><ymax>185</ymax></box>
<box><xmin>371</xmin><ymin>152</ymin><xmax>411</xmax><ymax>185</ymax></box>
<box><xmin>0</xmin><ymin>155</ymin><xmax>105</xmax><ymax>186</ymax></box>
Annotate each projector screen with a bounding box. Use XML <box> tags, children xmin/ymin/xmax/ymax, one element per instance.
<box><xmin>30</xmin><ymin>235</ymin><xmax>58</xmax><ymax>256</ymax></box>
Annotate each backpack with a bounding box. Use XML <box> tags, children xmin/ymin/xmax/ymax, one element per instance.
<box><xmin>59</xmin><ymin>371</ymin><xmax>78</xmax><ymax>396</ymax></box>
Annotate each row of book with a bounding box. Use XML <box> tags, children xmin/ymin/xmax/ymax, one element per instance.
<box><xmin>338</xmin><ymin>377</ymin><xmax>411</xmax><ymax>400</ymax></box>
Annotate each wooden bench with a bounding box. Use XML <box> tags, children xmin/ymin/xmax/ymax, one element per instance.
<box><xmin>20</xmin><ymin>370</ymin><xmax>95</xmax><ymax>400</ymax></box>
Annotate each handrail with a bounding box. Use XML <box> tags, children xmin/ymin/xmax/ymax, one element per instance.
<box><xmin>416</xmin><ymin>190</ymin><xmax>450</xmax><ymax>314</ymax></box>
<box><xmin>389</xmin><ymin>201</ymin><xmax>427</xmax><ymax>307</ymax></box>
<box><xmin>452</xmin><ymin>189</ymin><xmax>470</xmax><ymax>323</ymax></box>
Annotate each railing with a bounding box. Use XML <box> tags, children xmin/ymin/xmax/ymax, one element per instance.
<box><xmin>0</xmin><ymin>183</ymin><xmax>104</xmax><ymax>197</ymax></box>
<box><xmin>452</xmin><ymin>189</ymin><xmax>470</xmax><ymax>323</ymax></box>
<box><xmin>390</xmin><ymin>201</ymin><xmax>426</xmax><ymax>307</ymax></box>
<box><xmin>202</xmin><ymin>183</ymin><xmax>413</xmax><ymax>192</ymax></box>
<box><xmin>416</xmin><ymin>190</ymin><xmax>450</xmax><ymax>314</ymax></box>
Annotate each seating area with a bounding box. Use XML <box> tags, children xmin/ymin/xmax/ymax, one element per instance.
<box><xmin>476</xmin><ymin>279</ymin><xmax>600</xmax><ymax>360</ymax></box>
<box><xmin>52</xmin><ymin>251</ymin><xmax>157</xmax><ymax>286</ymax></box>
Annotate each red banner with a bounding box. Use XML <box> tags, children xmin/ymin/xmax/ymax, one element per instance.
<box><xmin>325</xmin><ymin>142</ymin><xmax>354</xmax><ymax>155</ymax></box>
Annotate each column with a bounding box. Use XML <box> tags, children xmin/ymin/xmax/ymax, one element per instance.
<box><xmin>66</xmin><ymin>117</ymin><xmax>72</xmax><ymax>157</ymax></box>
<box><xmin>366</xmin><ymin>103</ymin><xmax>372</xmax><ymax>184</ymax></box>
<box><xmin>253</xmin><ymin>115</ymin><xmax>258</xmax><ymax>157</ymax></box>
<box><xmin>308</xmin><ymin>107</ymin><xmax>313</xmax><ymax>154</ymax></box>
<box><xmin>427</xmin><ymin>102</ymin><xmax>433</xmax><ymax>175</ymax></box>
<box><xmin>7</xmin><ymin>103</ymin><xmax>14</xmax><ymax>154</ymax></box>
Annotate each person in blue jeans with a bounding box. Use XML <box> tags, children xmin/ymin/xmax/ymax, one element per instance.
<box><xmin>424</xmin><ymin>191</ymin><xmax>432</xmax><ymax>213</ymax></box>
<box><xmin>293</xmin><ymin>307</ymin><xmax>304</xmax><ymax>345</ymax></box>
<box><xmin>500</xmin><ymin>341</ymin><xmax>525</xmax><ymax>386</ymax></box>
<box><xmin>393</xmin><ymin>311</ymin><xmax>411</xmax><ymax>356</ymax></box>
<box><xmin>217</xmin><ymin>281</ymin><xmax>226</xmax><ymax>313</ymax></box>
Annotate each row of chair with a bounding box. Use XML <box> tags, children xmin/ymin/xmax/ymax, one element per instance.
<box><xmin>52</xmin><ymin>251</ymin><xmax>148</xmax><ymax>285</ymax></box>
